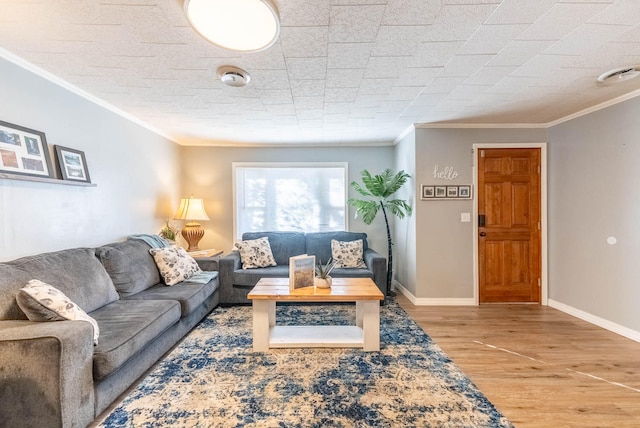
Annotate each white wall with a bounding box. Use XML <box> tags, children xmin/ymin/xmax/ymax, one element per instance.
<box><xmin>393</xmin><ymin>129</ymin><xmax>417</xmax><ymax>295</ymax></box>
<box><xmin>548</xmin><ymin>97</ymin><xmax>640</xmax><ymax>333</ymax></box>
<box><xmin>180</xmin><ymin>145</ymin><xmax>395</xmax><ymax>255</ymax></box>
<box><xmin>0</xmin><ymin>58</ymin><xmax>181</xmax><ymax>261</ymax></box>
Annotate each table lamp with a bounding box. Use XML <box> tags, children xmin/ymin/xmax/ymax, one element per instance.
<box><xmin>174</xmin><ymin>196</ymin><xmax>210</xmax><ymax>251</ymax></box>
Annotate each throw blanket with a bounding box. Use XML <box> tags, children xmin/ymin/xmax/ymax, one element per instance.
<box><xmin>127</xmin><ymin>234</ymin><xmax>170</xmax><ymax>248</ymax></box>
<box><xmin>128</xmin><ymin>234</ymin><xmax>218</xmax><ymax>284</ymax></box>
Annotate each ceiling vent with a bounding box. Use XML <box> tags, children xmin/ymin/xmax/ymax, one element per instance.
<box><xmin>597</xmin><ymin>66</ymin><xmax>640</xmax><ymax>83</ymax></box>
<box><xmin>217</xmin><ymin>66</ymin><xmax>251</xmax><ymax>87</ymax></box>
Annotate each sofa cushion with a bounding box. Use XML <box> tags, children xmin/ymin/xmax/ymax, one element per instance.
<box><xmin>233</xmin><ymin>265</ymin><xmax>291</xmax><ymax>287</ymax></box>
<box><xmin>235</xmin><ymin>237</ymin><xmax>277</xmax><ymax>269</ymax></box>
<box><xmin>149</xmin><ymin>247</ymin><xmax>202</xmax><ymax>286</ymax></box>
<box><xmin>331</xmin><ymin>239</ymin><xmax>367</xmax><ymax>268</ymax></box>
<box><xmin>95</xmin><ymin>240</ymin><xmax>161</xmax><ymax>297</ymax></box>
<box><xmin>305</xmin><ymin>231</ymin><xmax>369</xmax><ymax>264</ymax></box>
<box><xmin>91</xmin><ymin>299</ymin><xmax>181</xmax><ymax>379</ymax></box>
<box><xmin>242</xmin><ymin>232</ymin><xmax>306</xmax><ymax>265</ymax></box>
<box><xmin>124</xmin><ymin>278</ymin><xmax>219</xmax><ymax>316</ymax></box>
<box><xmin>16</xmin><ymin>279</ymin><xmax>100</xmax><ymax>344</ymax></box>
<box><xmin>0</xmin><ymin>248</ymin><xmax>119</xmax><ymax>320</ymax></box>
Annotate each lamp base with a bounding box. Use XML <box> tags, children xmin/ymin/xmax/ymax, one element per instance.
<box><xmin>181</xmin><ymin>222</ymin><xmax>205</xmax><ymax>252</ymax></box>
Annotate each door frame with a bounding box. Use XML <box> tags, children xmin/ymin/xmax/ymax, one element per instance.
<box><xmin>472</xmin><ymin>142</ymin><xmax>548</xmax><ymax>305</ymax></box>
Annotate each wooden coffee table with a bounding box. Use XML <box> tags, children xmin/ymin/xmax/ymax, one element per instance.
<box><xmin>247</xmin><ymin>277</ymin><xmax>384</xmax><ymax>352</ymax></box>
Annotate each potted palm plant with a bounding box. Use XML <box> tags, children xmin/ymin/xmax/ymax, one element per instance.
<box><xmin>348</xmin><ymin>169</ymin><xmax>412</xmax><ymax>297</ymax></box>
<box><xmin>315</xmin><ymin>258</ymin><xmax>337</xmax><ymax>289</ymax></box>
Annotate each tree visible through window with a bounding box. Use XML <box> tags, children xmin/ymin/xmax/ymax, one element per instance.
<box><xmin>234</xmin><ymin>163</ymin><xmax>347</xmax><ymax>238</ymax></box>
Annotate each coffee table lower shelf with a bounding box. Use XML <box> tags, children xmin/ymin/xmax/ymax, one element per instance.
<box><xmin>269</xmin><ymin>325</ymin><xmax>364</xmax><ymax>348</ymax></box>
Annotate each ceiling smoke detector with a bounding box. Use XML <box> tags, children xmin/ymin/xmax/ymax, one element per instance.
<box><xmin>217</xmin><ymin>66</ymin><xmax>251</xmax><ymax>87</ymax></box>
<box><xmin>597</xmin><ymin>66</ymin><xmax>640</xmax><ymax>83</ymax></box>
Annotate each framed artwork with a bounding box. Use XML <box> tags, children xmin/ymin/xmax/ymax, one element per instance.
<box><xmin>55</xmin><ymin>145</ymin><xmax>91</xmax><ymax>183</ymax></box>
<box><xmin>458</xmin><ymin>185</ymin><xmax>472</xmax><ymax>199</ymax></box>
<box><xmin>422</xmin><ymin>184</ymin><xmax>473</xmax><ymax>200</ymax></box>
<box><xmin>0</xmin><ymin>120</ymin><xmax>54</xmax><ymax>178</ymax></box>
<box><xmin>421</xmin><ymin>185</ymin><xmax>435</xmax><ymax>199</ymax></box>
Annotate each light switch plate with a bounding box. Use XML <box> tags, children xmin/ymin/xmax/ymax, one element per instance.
<box><xmin>461</xmin><ymin>212</ymin><xmax>471</xmax><ymax>223</ymax></box>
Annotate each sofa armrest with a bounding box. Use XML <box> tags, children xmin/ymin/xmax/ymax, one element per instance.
<box><xmin>0</xmin><ymin>320</ymin><xmax>95</xmax><ymax>428</ymax></box>
<box><xmin>195</xmin><ymin>257</ymin><xmax>219</xmax><ymax>272</ymax></box>
<box><xmin>363</xmin><ymin>248</ymin><xmax>387</xmax><ymax>296</ymax></box>
<box><xmin>218</xmin><ymin>251</ymin><xmax>242</xmax><ymax>304</ymax></box>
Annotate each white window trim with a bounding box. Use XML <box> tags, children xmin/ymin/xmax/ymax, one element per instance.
<box><xmin>232</xmin><ymin>162</ymin><xmax>349</xmax><ymax>240</ymax></box>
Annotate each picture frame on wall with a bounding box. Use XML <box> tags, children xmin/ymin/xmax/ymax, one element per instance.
<box><xmin>55</xmin><ymin>145</ymin><xmax>91</xmax><ymax>183</ymax></box>
<box><xmin>0</xmin><ymin>120</ymin><xmax>54</xmax><ymax>178</ymax></box>
<box><xmin>421</xmin><ymin>185</ymin><xmax>435</xmax><ymax>199</ymax></box>
<box><xmin>435</xmin><ymin>186</ymin><xmax>446</xmax><ymax>198</ymax></box>
<box><xmin>458</xmin><ymin>185</ymin><xmax>472</xmax><ymax>199</ymax></box>
<box><xmin>446</xmin><ymin>186</ymin><xmax>458</xmax><ymax>198</ymax></box>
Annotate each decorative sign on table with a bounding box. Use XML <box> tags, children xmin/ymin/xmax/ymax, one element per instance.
<box><xmin>289</xmin><ymin>254</ymin><xmax>315</xmax><ymax>291</ymax></box>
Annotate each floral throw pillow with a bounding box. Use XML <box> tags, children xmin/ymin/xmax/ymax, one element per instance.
<box><xmin>16</xmin><ymin>279</ymin><xmax>100</xmax><ymax>345</ymax></box>
<box><xmin>331</xmin><ymin>239</ymin><xmax>367</xmax><ymax>268</ymax></box>
<box><xmin>149</xmin><ymin>247</ymin><xmax>201</xmax><ymax>286</ymax></box>
<box><xmin>235</xmin><ymin>237</ymin><xmax>277</xmax><ymax>269</ymax></box>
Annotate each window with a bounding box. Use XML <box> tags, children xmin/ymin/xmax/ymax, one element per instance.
<box><xmin>234</xmin><ymin>163</ymin><xmax>347</xmax><ymax>238</ymax></box>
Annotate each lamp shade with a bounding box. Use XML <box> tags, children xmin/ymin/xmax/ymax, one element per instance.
<box><xmin>174</xmin><ymin>197</ymin><xmax>210</xmax><ymax>222</ymax></box>
<box><xmin>183</xmin><ymin>0</ymin><xmax>280</xmax><ymax>52</ymax></box>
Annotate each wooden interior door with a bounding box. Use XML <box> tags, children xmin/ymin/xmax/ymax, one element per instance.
<box><xmin>478</xmin><ymin>148</ymin><xmax>541</xmax><ymax>303</ymax></box>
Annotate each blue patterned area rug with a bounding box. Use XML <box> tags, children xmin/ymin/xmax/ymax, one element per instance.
<box><xmin>99</xmin><ymin>301</ymin><xmax>513</xmax><ymax>427</ymax></box>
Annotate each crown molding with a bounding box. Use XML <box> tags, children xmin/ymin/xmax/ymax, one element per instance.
<box><xmin>415</xmin><ymin>123</ymin><xmax>547</xmax><ymax>129</ymax></box>
<box><xmin>0</xmin><ymin>48</ymin><xmax>178</xmax><ymax>145</ymax></box>
<box><xmin>546</xmin><ymin>88</ymin><xmax>640</xmax><ymax>127</ymax></box>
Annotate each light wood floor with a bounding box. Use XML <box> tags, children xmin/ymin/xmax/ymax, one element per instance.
<box><xmin>395</xmin><ymin>293</ymin><xmax>640</xmax><ymax>428</ymax></box>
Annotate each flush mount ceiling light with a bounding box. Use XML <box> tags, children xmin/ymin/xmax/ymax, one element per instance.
<box><xmin>184</xmin><ymin>0</ymin><xmax>280</xmax><ymax>52</ymax></box>
<box><xmin>217</xmin><ymin>66</ymin><xmax>251</xmax><ymax>87</ymax></box>
<box><xmin>597</xmin><ymin>66</ymin><xmax>640</xmax><ymax>83</ymax></box>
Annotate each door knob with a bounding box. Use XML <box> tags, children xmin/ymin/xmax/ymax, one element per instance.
<box><xmin>479</xmin><ymin>232</ymin><xmax>486</xmax><ymax>237</ymax></box>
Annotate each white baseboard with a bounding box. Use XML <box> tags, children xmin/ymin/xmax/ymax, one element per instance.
<box><xmin>393</xmin><ymin>281</ymin><xmax>475</xmax><ymax>306</ymax></box>
<box><xmin>548</xmin><ymin>299</ymin><xmax>640</xmax><ymax>343</ymax></box>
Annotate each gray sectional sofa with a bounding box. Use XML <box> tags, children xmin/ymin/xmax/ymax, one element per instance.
<box><xmin>218</xmin><ymin>231</ymin><xmax>386</xmax><ymax>305</ymax></box>
<box><xmin>0</xmin><ymin>239</ymin><xmax>219</xmax><ymax>428</ymax></box>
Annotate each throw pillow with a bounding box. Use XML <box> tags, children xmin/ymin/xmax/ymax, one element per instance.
<box><xmin>331</xmin><ymin>239</ymin><xmax>367</xmax><ymax>268</ymax></box>
<box><xmin>235</xmin><ymin>237</ymin><xmax>277</xmax><ymax>269</ymax></box>
<box><xmin>149</xmin><ymin>247</ymin><xmax>202</xmax><ymax>286</ymax></box>
<box><xmin>16</xmin><ymin>279</ymin><xmax>100</xmax><ymax>345</ymax></box>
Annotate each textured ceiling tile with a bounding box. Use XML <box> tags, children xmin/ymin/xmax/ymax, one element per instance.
<box><xmin>465</xmin><ymin>66</ymin><xmax>518</xmax><ymax>86</ymax></box>
<box><xmin>325</xmin><ymin>87</ymin><xmax>358</xmax><ymax>103</ymax></box>
<box><xmin>485</xmin><ymin>0</ymin><xmax>557</xmax><ymax>25</ymax></box>
<box><xmin>286</xmin><ymin>57</ymin><xmax>327</xmax><ymax>80</ymax></box>
<box><xmin>448</xmin><ymin>84</ymin><xmax>491</xmax><ymax>100</ymax></box>
<box><xmin>544</xmin><ymin>24</ymin><xmax>633</xmax><ymax>56</ymax></box>
<box><xmin>364</xmin><ymin>56</ymin><xmax>412</xmax><ymax>79</ymax></box>
<box><xmin>517</xmin><ymin>3</ymin><xmax>610</xmax><ymax>41</ymax></box>
<box><xmin>441</xmin><ymin>54</ymin><xmax>493</xmax><ymax>77</ymax></box>
<box><xmin>279</xmin><ymin>0</ymin><xmax>330</xmax><ymax>26</ymax></box>
<box><xmin>325</xmin><ymin>68</ymin><xmax>365</xmax><ymax>88</ymax></box>
<box><xmin>423</xmin><ymin>4</ymin><xmax>499</xmax><ymax>42</ymax></box>
<box><xmin>511</xmin><ymin>54</ymin><xmax>575</xmax><ymax>78</ymax></box>
<box><xmin>329</xmin><ymin>5</ymin><xmax>386</xmax><ymax>43</ymax></box>
<box><xmin>358</xmin><ymin>78</ymin><xmax>393</xmax><ymax>95</ymax></box>
<box><xmin>290</xmin><ymin>79</ymin><xmax>325</xmax><ymax>97</ymax></box>
<box><xmin>280</xmin><ymin>27</ymin><xmax>328</xmax><ymax>58</ymax></box>
<box><xmin>486</xmin><ymin>40</ymin><xmax>555</xmax><ymax>67</ymax></box>
<box><xmin>387</xmin><ymin>86</ymin><xmax>424</xmax><ymax>101</ymax></box>
<box><xmin>458</xmin><ymin>24</ymin><xmax>528</xmax><ymax>55</ymax></box>
<box><xmin>411</xmin><ymin>41</ymin><xmax>463</xmax><ymax>68</ymax></box>
<box><xmin>249</xmin><ymin>69</ymin><xmax>291</xmax><ymax>90</ymax></box>
<box><xmin>323</xmin><ymin>102</ymin><xmax>352</xmax><ymax>114</ymax></box>
<box><xmin>398</xmin><ymin>67</ymin><xmax>441</xmax><ymax>86</ymax></box>
<box><xmin>294</xmin><ymin>96</ymin><xmax>325</xmax><ymax>110</ymax></box>
<box><xmin>327</xmin><ymin>43</ymin><xmax>373</xmax><ymax>69</ymax></box>
<box><xmin>258</xmin><ymin>89</ymin><xmax>294</xmax><ymax>105</ymax></box>
<box><xmin>589</xmin><ymin>0</ymin><xmax>640</xmax><ymax>26</ymax></box>
<box><xmin>371</xmin><ymin>26</ymin><xmax>429</xmax><ymax>57</ymax></box>
<box><xmin>381</xmin><ymin>0</ymin><xmax>442</xmax><ymax>26</ymax></box>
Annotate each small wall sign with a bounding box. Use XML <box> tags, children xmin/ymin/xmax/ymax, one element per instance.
<box><xmin>432</xmin><ymin>164</ymin><xmax>459</xmax><ymax>180</ymax></box>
